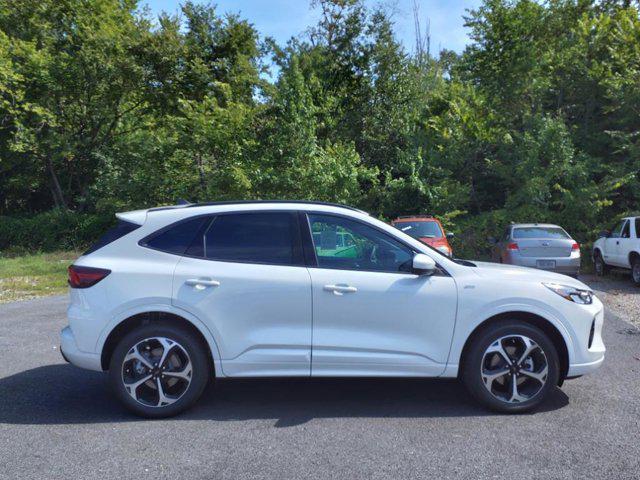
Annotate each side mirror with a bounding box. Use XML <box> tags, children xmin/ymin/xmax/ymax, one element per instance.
<box><xmin>598</xmin><ymin>230</ymin><xmax>610</xmax><ymax>238</ymax></box>
<box><xmin>413</xmin><ymin>253</ymin><xmax>436</xmax><ymax>275</ymax></box>
<box><xmin>446</xmin><ymin>232</ymin><xmax>455</xmax><ymax>239</ymax></box>
<box><xmin>487</xmin><ymin>236</ymin><xmax>497</xmax><ymax>245</ymax></box>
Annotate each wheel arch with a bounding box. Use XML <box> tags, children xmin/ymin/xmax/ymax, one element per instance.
<box><xmin>629</xmin><ymin>250</ymin><xmax>640</xmax><ymax>265</ymax></box>
<box><xmin>458</xmin><ymin>311</ymin><xmax>569</xmax><ymax>384</ymax></box>
<box><xmin>100</xmin><ymin>310</ymin><xmax>221</xmax><ymax>376</ymax></box>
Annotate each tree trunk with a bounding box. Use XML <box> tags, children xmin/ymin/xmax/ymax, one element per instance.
<box><xmin>196</xmin><ymin>152</ymin><xmax>207</xmax><ymax>198</ymax></box>
<box><xmin>46</xmin><ymin>156</ymin><xmax>68</xmax><ymax>210</ymax></box>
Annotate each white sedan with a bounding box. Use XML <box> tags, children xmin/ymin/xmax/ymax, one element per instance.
<box><xmin>60</xmin><ymin>201</ymin><xmax>605</xmax><ymax>417</ymax></box>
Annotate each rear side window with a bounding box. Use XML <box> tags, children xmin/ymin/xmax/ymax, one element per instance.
<box><xmin>84</xmin><ymin>220</ymin><xmax>140</xmax><ymax>255</ymax></box>
<box><xmin>636</xmin><ymin>219</ymin><xmax>640</xmax><ymax>239</ymax></box>
<box><xmin>198</xmin><ymin>212</ymin><xmax>303</xmax><ymax>266</ymax></box>
<box><xmin>512</xmin><ymin>227</ymin><xmax>570</xmax><ymax>239</ymax></box>
<box><xmin>142</xmin><ymin>216</ymin><xmax>209</xmax><ymax>255</ymax></box>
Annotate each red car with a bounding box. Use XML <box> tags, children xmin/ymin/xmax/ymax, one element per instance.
<box><xmin>391</xmin><ymin>215</ymin><xmax>454</xmax><ymax>256</ymax></box>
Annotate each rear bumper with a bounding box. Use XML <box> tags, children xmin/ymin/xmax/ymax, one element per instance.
<box><xmin>504</xmin><ymin>253</ymin><xmax>580</xmax><ymax>274</ymax></box>
<box><xmin>60</xmin><ymin>326</ymin><xmax>102</xmax><ymax>371</ymax></box>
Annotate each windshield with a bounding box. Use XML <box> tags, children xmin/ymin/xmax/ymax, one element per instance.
<box><xmin>393</xmin><ymin>221</ymin><xmax>443</xmax><ymax>238</ymax></box>
<box><xmin>512</xmin><ymin>227</ymin><xmax>570</xmax><ymax>239</ymax></box>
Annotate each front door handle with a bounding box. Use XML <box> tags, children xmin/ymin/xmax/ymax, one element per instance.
<box><xmin>324</xmin><ymin>284</ymin><xmax>357</xmax><ymax>295</ymax></box>
<box><xmin>185</xmin><ymin>278</ymin><xmax>221</xmax><ymax>289</ymax></box>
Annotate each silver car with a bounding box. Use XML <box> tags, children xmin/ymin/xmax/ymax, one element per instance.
<box><xmin>490</xmin><ymin>223</ymin><xmax>581</xmax><ymax>277</ymax></box>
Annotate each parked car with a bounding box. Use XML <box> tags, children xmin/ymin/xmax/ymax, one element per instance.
<box><xmin>391</xmin><ymin>215</ymin><xmax>454</xmax><ymax>256</ymax></box>
<box><xmin>61</xmin><ymin>201</ymin><xmax>604</xmax><ymax>418</ymax></box>
<box><xmin>592</xmin><ymin>216</ymin><xmax>640</xmax><ymax>286</ymax></box>
<box><xmin>490</xmin><ymin>223</ymin><xmax>581</xmax><ymax>277</ymax></box>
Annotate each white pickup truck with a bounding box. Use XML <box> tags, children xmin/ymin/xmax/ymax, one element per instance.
<box><xmin>593</xmin><ymin>216</ymin><xmax>640</xmax><ymax>285</ymax></box>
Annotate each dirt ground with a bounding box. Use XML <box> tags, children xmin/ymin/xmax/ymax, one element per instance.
<box><xmin>581</xmin><ymin>272</ymin><xmax>640</xmax><ymax>329</ymax></box>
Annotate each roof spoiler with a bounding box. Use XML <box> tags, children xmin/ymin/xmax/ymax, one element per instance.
<box><xmin>115</xmin><ymin>209</ymin><xmax>149</xmax><ymax>226</ymax></box>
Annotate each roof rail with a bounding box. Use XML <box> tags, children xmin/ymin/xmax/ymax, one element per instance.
<box><xmin>150</xmin><ymin>200</ymin><xmax>368</xmax><ymax>214</ymax></box>
<box><xmin>396</xmin><ymin>214</ymin><xmax>433</xmax><ymax>219</ymax></box>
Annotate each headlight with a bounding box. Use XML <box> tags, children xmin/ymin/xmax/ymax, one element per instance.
<box><xmin>436</xmin><ymin>245</ymin><xmax>452</xmax><ymax>256</ymax></box>
<box><xmin>543</xmin><ymin>282</ymin><xmax>593</xmax><ymax>305</ymax></box>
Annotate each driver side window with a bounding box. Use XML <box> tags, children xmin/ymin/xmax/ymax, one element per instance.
<box><xmin>610</xmin><ymin>221</ymin><xmax>626</xmax><ymax>238</ymax></box>
<box><xmin>308</xmin><ymin>214</ymin><xmax>414</xmax><ymax>273</ymax></box>
<box><xmin>621</xmin><ymin>221</ymin><xmax>630</xmax><ymax>239</ymax></box>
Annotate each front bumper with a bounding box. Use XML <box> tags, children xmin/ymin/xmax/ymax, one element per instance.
<box><xmin>566</xmin><ymin>302</ymin><xmax>606</xmax><ymax>377</ymax></box>
<box><xmin>567</xmin><ymin>355</ymin><xmax>605</xmax><ymax>376</ymax></box>
<box><xmin>60</xmin><ymin>326</ymin><xmax>102</xmax><ymax>371</ymax></box>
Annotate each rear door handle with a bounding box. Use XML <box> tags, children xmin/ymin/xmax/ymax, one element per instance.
<box><xmin>324</xmin><ymin>284</ymin><xmax>357</xmax><ymax>295</ymax></box>
<box><xmin>185</xmin><ymin>278</ymin><xmax>221</xmax><ymax>289</ymax></box>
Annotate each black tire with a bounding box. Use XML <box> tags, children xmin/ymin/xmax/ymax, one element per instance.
<box><xmin>631</xmin><ymin>256</ymin><xmax>640</xmax><ymax>286</ymax></box>
<box><xmin>594</xmin><ymin>250</ymin><xmax>609</xmax><ymax>276</ymax></box>
<box><xmin>108</xmin><ymin>322</ymin><xmax>210</xmax><ymax>418</ymax></box>
<box><xmin>462</xmin><ymin>321</ymin><xmax>560</xmax><ymax>413</ymax></box>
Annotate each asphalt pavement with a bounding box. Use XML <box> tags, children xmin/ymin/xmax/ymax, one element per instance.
<box><xmin>0</xmin><ymin>295</ymin><xmax>639</xmax><ymax>479</ymax></box>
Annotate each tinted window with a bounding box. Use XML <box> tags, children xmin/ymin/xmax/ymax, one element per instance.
<box><xmin>309</xmin><ymin>214</ymin><xmax>413</xmax><ymax>273</ymax></box>
<box><xmin>84</xmin><ymin>220</ymin><xmax>140</xmax><ymax>255</ymax></box>
<box><xmin>512</xmin><ymin>227</ymin><xmax>570</xmax><ymax>239</ymax></box>
<box><xmin>144</xmin><ymin>216</ymin><xmax>209</xmax><ymax>255</ymax></box>
<box><xmin>393</xmin><ymin>221</ymin><xmax>443</xmax><ymax>238</ymax></box>
<box><xmin>202</xmin><ymin>212</ymin><xmax>302</xmax><ymax>265</ymax></box>
<box><xmin>621</xmin><ymin>220</ymin><xmax>630</xmax><ymax>239</ymax></box>
<box><xmin>610</xmin><ymin>220</ymin><xmax>626</xmax><ymax>238</ymax></box>
<box><xmin>636</xmin><ymin>219</ymin><xmax>640</xmax><ymax>239</ymax></box>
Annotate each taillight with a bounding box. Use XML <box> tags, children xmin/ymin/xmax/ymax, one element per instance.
<box><xmin>68</xmin><ymin>265</ymin><xmax>111</xmax><ymax>289</ymax></box>
<box><xmin>571</xmin><ymin>242</ymin><xmax>580</xmax><ymax>251</ymax></box>
<box><xmin>507</xmin><ymin>242</ymin><xmax>519</xmax><ymax>250</ymax></box>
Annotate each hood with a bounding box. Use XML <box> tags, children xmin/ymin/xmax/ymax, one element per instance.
<box><xmin>420</xmin><ymin>236</ymin><xmax>448</xmax><ymax>247</ymax></box>
<box><xmin>471</xmin><ymin>261</ymin><xmax>591</xmax><ymax>290</ymax></box>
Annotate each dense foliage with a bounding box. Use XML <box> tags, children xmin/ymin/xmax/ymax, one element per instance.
<box><xmin>1</xmin><ymin>0</ymin><xmax>639</xmax><ymax>256</ymax></box>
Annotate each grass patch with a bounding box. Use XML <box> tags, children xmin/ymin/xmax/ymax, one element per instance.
<box><xmin>0</xmin><ymin>251</ymin><xmax>80</xmax><ymax>303</ymax></box>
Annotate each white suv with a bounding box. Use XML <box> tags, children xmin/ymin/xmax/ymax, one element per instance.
<box><xmin>60</xmin><ymin>201</ymin><xmax>605</xmax><ymax>417</ymax></box>
<box><xmin>593</xmin><ymin>216</ymin><xmax>640</xmax><ymax>285</ymax></box>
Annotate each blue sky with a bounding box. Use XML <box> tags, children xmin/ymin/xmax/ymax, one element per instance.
<box><xmin>143</xmin><ymin>1</ymin><xmax>482</xmax><ymax>55</ymax></box>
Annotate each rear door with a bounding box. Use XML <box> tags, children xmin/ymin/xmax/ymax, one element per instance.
<box><xmin>172</xmin><ymin>211</ymin><xmax>312</xmax><ymax>377</ymax></box>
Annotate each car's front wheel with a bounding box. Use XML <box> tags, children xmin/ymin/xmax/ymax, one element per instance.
<box><xmin>462</xmin><ymin>322</ymin><xmax>560</xmax><ymax>413</ymax></box>
<box><xmin>594</xmin><ymin>251</ymin><xmax>609</xmax><ymax>276</ymax></box>
<box><xmin>630</xmin><ymin>256</ymin><xmax>640</xmax><ymax>286</ymax></box>
<box><xmin>108</xmin><ymin>322</ymin><xmax>210</xmax><ymax>418</ymax></box>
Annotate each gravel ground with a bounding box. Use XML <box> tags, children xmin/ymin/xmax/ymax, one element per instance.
<box><xmin>581</xmin><ymin>272</ymin><xmax>640</xmax><ymax>329</ymax></box>
<box><xmin>0</xmin><ymin>294</ymin><xmax>639</xmax><ymax>479</ymax></box>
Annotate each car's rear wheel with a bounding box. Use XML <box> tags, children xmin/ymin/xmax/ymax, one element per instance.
<box><xmin>594</xmin><ymin>251</ymin><xmax>609</xmax><ymax>276</ymax></box>
<box><xmin>632</xmin><ymin>257</ymin><xmax>640</xmax><ymax>286</ymax></box>
<box><xmin>108</xmin><ymin>323</ymin><xmax>210</xmax><ymax>418</ymax></box>
<box><xmin>462</xmin><ymin>322</ymin><xmax>560</xmax><ymax>413</ymax></box>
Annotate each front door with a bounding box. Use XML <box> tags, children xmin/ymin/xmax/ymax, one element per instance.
<box><xmin>172</xmin><ymin>211</ymin><xmax>312</xmax><ymax>377</ymax></box>
<box><xmin>305</xmin><ymin>213</ymin><xmax>458</xmax><ymax>377</ymax></box>
<box><xmin>605</xmin><ymin>220</ymin><xmax>627</xmax><ymax>267</ymax></box>
<box><xmin>618</xmin><ymin>220</ymin><xmax>632</xmax><ymax>268</ymax></box>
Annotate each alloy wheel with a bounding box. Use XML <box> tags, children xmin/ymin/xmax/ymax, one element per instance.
<box><xmin>480</xmin><ymin>335</ymin><xmax>548</xmax><ymax>404</ymax></box>
<box><xmin>121</xmin><ymin>337</ymin><xmax>193</xmax><ymax>408</ymax></box>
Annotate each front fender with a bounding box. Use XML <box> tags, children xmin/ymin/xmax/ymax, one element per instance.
<box><xmin>445</xmin><ymin>297</ymin><xmax>576</xmax><ymax>376</ymax></box>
